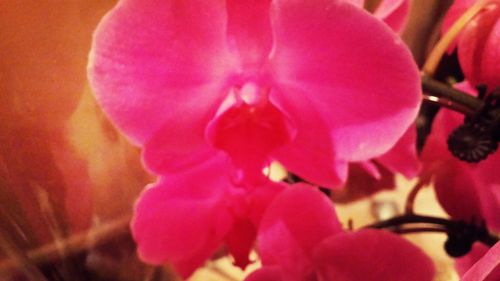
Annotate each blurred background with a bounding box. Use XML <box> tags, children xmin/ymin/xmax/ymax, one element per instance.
<box><xmin>0</xmin><ymin>0</ymin><xmax>461</xmax><ymax>280</ymax></box>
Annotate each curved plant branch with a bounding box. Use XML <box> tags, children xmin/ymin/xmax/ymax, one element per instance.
<box><xmin>364</xmin><ymin>213</ymin><xmax>499</xmax><ymax>248</ymax></box>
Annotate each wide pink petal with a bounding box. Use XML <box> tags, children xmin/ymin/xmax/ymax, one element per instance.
<box><xmin>376</xmin><ymin>124</ymin><xmax>420</xmax><ymax>179</ymax></box>
<box><xmin>88</xmin><ymin>0</ymin><xmax>237</xmax><ymax>149</ymax></box>
<box><xmin>130</xmin><ymin>157</ymin><xmax>233</xmax><ymax>278</ymax></box>
<box><xmin>458</xmin><ymin>3</ymin><xmax>500</xmax><ymax>88</ymax></box>
<box><xmin>226</xmin><ymin>0</ymin><xmax>273</xmax><ymax>68</ymax></box>
<box><xmin>257</xmin><ymin>185</ymin><xmax>342</xmax><ymax>279</ymax></box>
<box><xmin>313</xmin><ymin>229</ymin><xmax>435</xmax><ymax>281</ymax></box>
<box><xmin>462</xmin><ymin>242</ymin><xmax>500</xmax><ymax>281</ymax></box>
<box><xmin>245</xmin><ymin>266</ymin><xmax>283</xmax><ymax>281</ymax></box>
<box><xmin>141</xmin><ymin>125</ymin><xmax>219</xmax><ymax>174</ymax></box>
<box><xmin>374</xmin><ymin>0</ymin><xmax>410</xmax><ymax>32</ymax></box>
<box><xmin>270</xmin><ymin>0</ymin><xmax>421</xmax><ymax>163</ymax></box>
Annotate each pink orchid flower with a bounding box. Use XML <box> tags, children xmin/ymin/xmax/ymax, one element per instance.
<box><xmin>131</xmin><ymin>155</ymin><xmax>286</xmax><ymax>278</ymax></box>
<box><xmin>88</xmin><ymin>0</ymin><xmax>421</xmax><ymax>187</ymax></box>
<box><xmin>246</xmin><ymin>186</ymin><xmax>435</xmax><ymax>281</ymax></box>
<box><xmin>421</xmin><ymin>82</ymin><xmax>500</xmax><ymax>231</ymax></box>
<box><xmin>442</xmin><ymin>0</ymin><xmax>500</xmax><ymax>89</ymax></box>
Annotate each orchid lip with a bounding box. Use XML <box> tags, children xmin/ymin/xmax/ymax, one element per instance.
<box><xmin>205</xmin><ymin>82</ymin><xmax>296</xmax><ymax>185</ymax></box>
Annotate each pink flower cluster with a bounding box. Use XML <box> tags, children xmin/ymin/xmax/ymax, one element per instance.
<box><xmin>419</xmin><ymin>1</ymin><xmax>500</xmax><ymax>279</ymax></box>
<box><xmin>421</xmin><ymin>0</ymin><xmax>500</xmax><ymax>231</ymax></box>
<box><xmin>85</xmin><ymin>0</ymin><xmax>499</xmax><ymax>279</ymax></box>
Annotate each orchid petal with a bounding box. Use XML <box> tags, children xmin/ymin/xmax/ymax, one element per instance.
<box><xmin>332</xmin><ymin>124</ymin><xmax>419</xmax><ymax>199</ymax></box>
<box><xmin>432</xmin><ymin>160</ymin><xmax>485</xmax><ymax>222</ymax></box>
<box><xmin>226</xmin><ymin>0</ymin><xmax>273</xmax><ymax>67</ymax></box>
<box><xmin>458</xmin><ymin>3</ymin><xmax>500</xmax><ymax>88</ymax></box>
<box><xmin>141</xmin><ymin>125</ymin><xmax>219</xmax><ymax>174</ymax></box>
<box><xmin>475</xmin><ymin>178</ymin><xmax>500</xmax><ymax>231</ymax></box>
<box><xmin>258</xmin><ymin>185</ymin><xmax>342</xmax><ymax>279</ymax></box>
<box><xmin>313</xmin><ymin>229</ymin><xmax>435</xmax><ymax>281</ymax></box>
<box><xmin>224</xmin><ymin>180</ymin><xmax>285</xmax><ymax>269</ymax></box>
<box><xmin>342</xmin><ymin>0</ymin><xmax>364</xmax><ymax>7</ymax></box>
<box><xmin>270</xmin><ymin>0</ymin><xmax>420</xmax><ymax>164</ymax></box>
<box><xmin>340</xmin><ymin>0</ymin><xmax>410</xmax><ymax>35</ymax></box>
<box><xmin>376</xmin><ymin>124</ymin><xmax>420</xmax><ymax>179</ymax></box>
<box><xmin>462</xmin><ymin>242</ymin><xmax>500</xmax><ymax>281</ymax></box>
<box><xmin>131</xmin><ymin>157</ymin><xmax>233</xmax><ymax>278</ymax></box>
<box><xmin>374</xmin><ymin>0</ymin><xmax>410</xmax><ymax>32</ymax></box>
<box><xmin>88</xmin><ymin>0</ymin><xmax>237</xmax><ymax>151</ymax></box>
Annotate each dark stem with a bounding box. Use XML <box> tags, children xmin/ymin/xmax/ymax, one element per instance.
<box><xmin>404</xmin><ymin>180</ymin><xmax>425</xmax><ymax>215</ymax></box>
<box><xmin>421</xmin><ymin>75</ymin><xmax>484</xmax><ymax>114</ymax></box>
<box><xmin>422</xmin><ymin>95</ymin><xmax>474</xmax><ymax>115</ymax></box>
<box><xmin>364</xmin><ymin>214</ymin><xmax>499</xmax><ymax>247</ymax></box>
<box><xmin>390</xmin><ymin>227</ymin><xmax>447</xmax><ymax>235</ymax></box>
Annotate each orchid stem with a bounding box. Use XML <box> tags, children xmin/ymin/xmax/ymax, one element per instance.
<box><xmin>422</xmin><ymin>0</ymin><xmax>490</xmax><ymax>76</ymax></box>
<box><xmin>364</xmin><ymin>214</ymin><xmax>499</xmax><ymax>247</ymax></box>
<box><xmin>421</xmin><ymin>75</ymin><xmax>484</xmax><ymax>114</ymax></box>
<box><xmin>404</xmin><ymin>180</ymin><xmax>426</xmax><ymax>215</ymax></box>
<box><xmin>390</xmin><ymin>227</ymin><xmax>447</xmax><ymax>235</ymax></box>
<box><xmin>422</xmin><ymin>94</ymin><xmax>473</xmax><ymax>115</ymax></box>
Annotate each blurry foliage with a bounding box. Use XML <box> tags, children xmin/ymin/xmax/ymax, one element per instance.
<box><xmin>0</xmin><ymin>1</ymin><xmax>159</xmax><ymax>279</ymax></box>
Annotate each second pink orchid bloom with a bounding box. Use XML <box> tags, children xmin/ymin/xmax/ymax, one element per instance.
<box><xmin>246</xmin><ymin>186</ymin><xmax>435</xmax><ymax>281</ymax></box>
